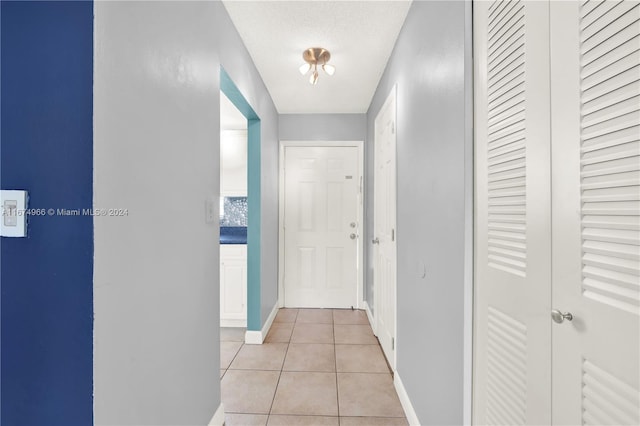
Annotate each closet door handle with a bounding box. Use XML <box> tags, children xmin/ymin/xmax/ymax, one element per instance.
<box><xmin>551</xmin><ymin>309</ymin><xmax>573</xmax><ymax>324</ymax></box>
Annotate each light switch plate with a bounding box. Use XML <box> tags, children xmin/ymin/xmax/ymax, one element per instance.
<box><xmin>1</xmin><ymin>190</ymin><xmax>28</xmax><ymax>237</ymax></box>
<box><xmin>205</xmin><ymin>196</ymin><xmax>216</xmax><ymax>224</ymax></box>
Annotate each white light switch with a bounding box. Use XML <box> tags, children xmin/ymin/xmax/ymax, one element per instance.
<box><xmin>205</xmin><ymin>196</ymin><xmax>216</xmax><ymax>224</ymax></box>
<box><xmin>1</xmin><ymin>190</ymin><xmax>28</xmax><ymax>237</ymax></box>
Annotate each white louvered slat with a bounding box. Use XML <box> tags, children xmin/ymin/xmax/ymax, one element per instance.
<box><xmin>487</xmin><ymin>0</ymin><xmax>527</xmax><ymax>278</ymax></box>
<box><xmin>579</xmin><ymin>0</ymin><xmax>640</xmax><ymax>315</ymax></box>
<box><xmin>583</xmin><ymin>360</ymin><xmax>640</xmax><ymax>425</ymax></box>
<box><xmin>486</xmin><ymin>306</ymin><xmax>527</xmax><ymax>426</ymax></box>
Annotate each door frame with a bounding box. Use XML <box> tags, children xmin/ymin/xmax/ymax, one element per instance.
<box><xmin>278</xmin><ymin>140</ymin><xmax>365</xmax><ymax>309</ymax></box>
<box><xmin>220</xmin><ymin>67</ymin><xmax>262</xmax><ymax>333</ymax></box>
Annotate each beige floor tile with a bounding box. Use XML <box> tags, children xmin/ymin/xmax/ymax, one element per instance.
<box><xmin>333</xmin><ymin>309</ymin><xmax>369</xmax><ymax>325</ymax></box>
<box><xmin>221</xmin><ymin>370</ymin><xmax>280</xmax><ymax>414</ymax></box>
<box><xmin>283</xmin><ymin>343</ymin><xmax>335</xmax><ymax>372</ymax></box>
<box><xmin>335</xmin><ymin>344</ymin><xmax>390</xmax><ymax>373</ymax></box>
<box><xmin>221</xmin><ymin>327</ymin><xmax>246</xmax><ymax>342</ymax></box>
<box><xmin>290</xmin><ymin>323</ymin><xmax>334</xmax><ymax>344</ymax></box>
<box><xmin>274</xmin><ymin>309</ymin><xmax>299</xmax><ymax>323</ymax></box>
<box><xmin>339</xmin><ymin>417</ymin><xmax>408</xmax><ymax>426</ymax></box>
<box><xmin>230</xmin><ymin>343</ymin><xmax>289</xmax><ymax>371</ymax></box>
<box><xmin>267</xmin><ymin>415</ymin><xmax>339</xmax><ymax>425</ymax></box>
<box><xmin>296</xmin><ymin>309</ymin><xmax>334</xmax><ymax>324</ymax></box>
<box><xmin>265</xmin><ymin>323</ymin><xmax>294</xmax><ymax>343</ymax></box>
<box><xmin>221</xmin><ymin>369</ymin><xmax>226</xmax><ymax>378</ymax></box>
<box><xmin>337</xmin><ymin>373</ymin><xmax>405</xmax><ymax>417</ymax></box>
<box><xmin>225</xmin><ymin>413</ymin><xmax>269</xmax><ymax>426</ymax></box>
<box><xmin>271</xmin><ymin>372</ymin><xmax>338</xmax><ymax>416</ymax></box>
<box><xmin>221</xmin><ymin>341</ymin><xmax>243</xmax><ymax>369</ymax></box>
<box><xmin>334</xmin><ymin>324</ymin><xmax>378</xmax><ymax>345</ymax></box>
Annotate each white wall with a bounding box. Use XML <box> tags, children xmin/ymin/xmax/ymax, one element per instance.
<box><xmin>93</xmin><ymin>1</ymin><xmax>279</xmax><ymax>423</ymax></box>
<box><xmin>365</xmin><ymin>1</ymin><xmax>473</xmax><ymax>424</ymax></box>
<box><xmin>279</xmin><ymin>114</ymin><xmax>366</xmax><ymax>142</ymax></box>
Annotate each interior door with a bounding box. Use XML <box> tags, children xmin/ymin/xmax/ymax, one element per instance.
<box><xmin>374</xmin><ymin>87</ymin><xmax>397</xmax><ymax>369</ymax></box>
<box><xmin>283</xmin><ymin>146</ymin><xmax>360</xmax><ymax>308</ymax></box>
<box><xmin>551</xmin><ymin>1</ymin><xmax>640</xmax><ymax>424</ymax></box>
<box><xmin>473</xmin><ymin>1</ymin><xmax>552</xmax><ymax>424</ymax></box>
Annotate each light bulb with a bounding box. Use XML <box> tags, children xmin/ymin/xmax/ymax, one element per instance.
<box><xmin>309</xmin><ymin>70</ymin><xmax>319</xmax><ymax>85</ymax></box>
<box><xmin>299</xmin><ymin>63</ymin><xmax>311</xmax><ymax>75</ymax></box>
<box><xmin>322</xmin><ymin>64</ymin><xmax>335</xmax><ymax>76</ymax></box>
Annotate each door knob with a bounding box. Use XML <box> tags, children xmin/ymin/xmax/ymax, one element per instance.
<box><xmin>551</xmin><ymin>309</ymin><xmax>573</xmax><ymax>324</ymax></box>
<box><xmin>372</xmin><ymin>237</ymin><xmax>379</xmax><ymax>244</ymax></box>
<box><xmin>350</xmin><ymin>233</ymin><xmax>357</xmax><ymax>240</ymax></box>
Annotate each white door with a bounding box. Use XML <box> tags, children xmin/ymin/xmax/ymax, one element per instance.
<box><xmin>473</xmin><ymin>2</ymin><xmax>552</xmax><ymax>424</ymax></box>
<box><xmin>283</xmin><ymin>146</ymin><xmax>360</xmax><ymax>308</ymax></box>
<box><xmin>551</xmin><ymin>1</ymin><xmax>640</xmax><ymax>424</ymax></box>
<box><xmin>374</xmin><ymin>87</ymin><xmax>397</xmax><ymax>369</ymax></box>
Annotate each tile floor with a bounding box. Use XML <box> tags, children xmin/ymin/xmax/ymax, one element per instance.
<box><xmin>221</xmin><ymin>308</ymin><xmax>408</xmax><ymax>426</ymax></box>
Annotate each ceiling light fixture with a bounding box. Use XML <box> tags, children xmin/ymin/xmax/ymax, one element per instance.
<box><xmin>299</xmin><ymin>47</ymin><xmax>335</xmax><ymax>85</ymax></box>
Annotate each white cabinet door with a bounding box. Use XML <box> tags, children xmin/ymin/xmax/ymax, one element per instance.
<box><xmin>551</xmin><ymin>2</ymin><xmax>640</xmax><ymax>424</ymax></box>
<box><xmin>220</xmin><ymin>245</ymin><xmax>247</xmax><ymax>327</ymax></box>
<box><xmin>220</xmin><ymin>130</ymin><xmax>247</xmax><ymax>196</ymax></box>
<box><xmin>283</xmin><ymin>146</ymin><xmax>360</xmax><ymax>308</ymax></box>
<box><xmin>474</xmin><ymin>2</ymin><xmax>552</xmax><ymax>424</ymax></box>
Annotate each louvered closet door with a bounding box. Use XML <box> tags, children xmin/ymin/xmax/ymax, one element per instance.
<box><xmin>550</xmin><ymin>1</ymin><xmax>640</xmax><ymax>424</ymax></box>
<box><xmin>473</xmin><ymin>1</ymin><xmax>552</xmax><ymax>425</ymax></box>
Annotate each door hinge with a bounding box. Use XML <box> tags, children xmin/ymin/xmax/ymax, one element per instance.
<box><xmin>391</xmin><ymin>229</ymin><xmax>395</xmax><ymax>242</ymax></box>
<box><xmin>392</xmin><ymin>337</ymin><xmax>395</xmax><ymax>350</ymax></box>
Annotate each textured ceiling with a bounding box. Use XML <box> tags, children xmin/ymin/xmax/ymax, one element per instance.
<box><xmin>222</xmin><ymin>1</ymin><xmax>412</xmax><ymax>114</ymax></box>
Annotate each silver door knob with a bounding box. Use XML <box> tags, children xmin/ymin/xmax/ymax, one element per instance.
<box><xmin>372</xmin><ymin>237</ymin><xmax>379</xmax><ymax>244</ymax></box>
<box><xmin>551</xmin><ymin>309</ymin><xmax>573</xmax><ymax>324</ymax></box>
<box><xmin>350</xmin><ymin>233</ymin><xmax>357</xmax><ymax>240</ymax></box>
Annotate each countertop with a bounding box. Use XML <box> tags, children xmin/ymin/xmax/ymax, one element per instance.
<box><xmin>220</xmin><ymin>226</ymin><xmax>247</xmax><ymax>244</ymax></box>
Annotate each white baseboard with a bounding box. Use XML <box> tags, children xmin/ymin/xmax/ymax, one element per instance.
<box><xmin>244</xmin><ymin>303</ymin><xmax>279</xmax><ymax>345</ymax></box>
<box><xmin>394</xmin><ymin>372</ymin><xmax>420</xmax><ymax>426</ymax></box>
<box><xmin>220</xmin><ymin>318</ymin><xmax>247</xmax><ymax>328</ymax></box>
<box><xmin>208</xmin><ymin>402</ymin><xmax>225</xmax><ymax>426</ymax></box>
<box><xmin>363</xmin><ymin>300</ymin><xmax>376</xmax><ymax>335</ymax></box>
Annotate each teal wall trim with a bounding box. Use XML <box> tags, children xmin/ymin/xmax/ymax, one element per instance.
<box><xmin>220</xmin><ymin>67</ymin><xmax>261</xmax><ymax>331</ymax></box>
<box><xmin>247</xmin><ymin>119</ymin><xmax>261</xmax><ymax>331</ymax></box>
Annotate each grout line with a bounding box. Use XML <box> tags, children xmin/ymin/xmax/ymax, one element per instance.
<box><xmin>334</xmin><ymin>315</ymin><xmax>340</xmax><ymax>420</ymax></box>
<box><xmin>268</xmin><ymin>309</ymin><xmax>289</xmax><ymax>416</ymax></box>
<box><xmin>222</xmin><ymin>341</ymin><xmax>244</xmax><ymax>371</ymax></box>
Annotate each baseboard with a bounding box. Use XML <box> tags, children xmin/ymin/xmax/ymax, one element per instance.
<box><xmin>363</xmin><ymin>300</ymin><xmax>376</xmax><ymax>335</ymax></box>
<box><xmin>208</xmin><ymin>402</ymin><xmax>225</xmax><ymax>426</ymax></box>
<box><xmin>394</xmin><ymin>372</ymin><xmax>420</xmax><ymax>426</ymax></box>
<box><xmin>244</xmin><ymin>303</ymin><xmax>279</xmax><ymax>345</ymax></box>
<box><xmin>220</xmin><ymin>318</ymin><xmax>247</xmax><ymax>328</ymax></box>
<box><xmin>244</xmin><ymin>330</ymin><xmax>263</xmax><ymax>344</ymax></box>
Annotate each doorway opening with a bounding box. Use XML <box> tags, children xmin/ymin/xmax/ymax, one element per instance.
<box><xmin>220</xmin><ymin>92</ymin><xmax>248</xmax><ymax>328</ymax></box>
<box><xmin>220</xmin><ymin>67</ymin><xmax>262</xmax><ymax>335</ymax></box>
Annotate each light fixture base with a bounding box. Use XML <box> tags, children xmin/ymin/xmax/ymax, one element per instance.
<box><xmin>302</xmin><ymin>48</ymin><xmax>331</xmax><ymax>65</ymax></box>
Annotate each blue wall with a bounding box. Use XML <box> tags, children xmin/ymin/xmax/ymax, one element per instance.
<box><xmin>1</xmin><ymin>2</ymin><xmax>94</xmax><ymax>424</ymax></box>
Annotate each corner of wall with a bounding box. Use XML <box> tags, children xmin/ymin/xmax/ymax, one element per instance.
<box><xmin>245</xmin><ymin>302</ymin><xmax>279</xmax><ymax>344</ymax></box>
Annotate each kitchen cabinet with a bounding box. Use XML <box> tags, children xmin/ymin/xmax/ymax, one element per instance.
<box><xmin>220</xmin><ymin>244</ymin><xmax>247</xmax><ymax>327</ymax></box>
<box><xmin>220</xmin><ymin>130</ymin><xmax>247</xmax><ymax>196</ymax></box>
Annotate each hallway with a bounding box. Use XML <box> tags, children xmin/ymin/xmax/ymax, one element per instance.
<box><xmin>220</xmin><ymin>309</ymin><xmax>408</xmax><ymax>425</ymax></box>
